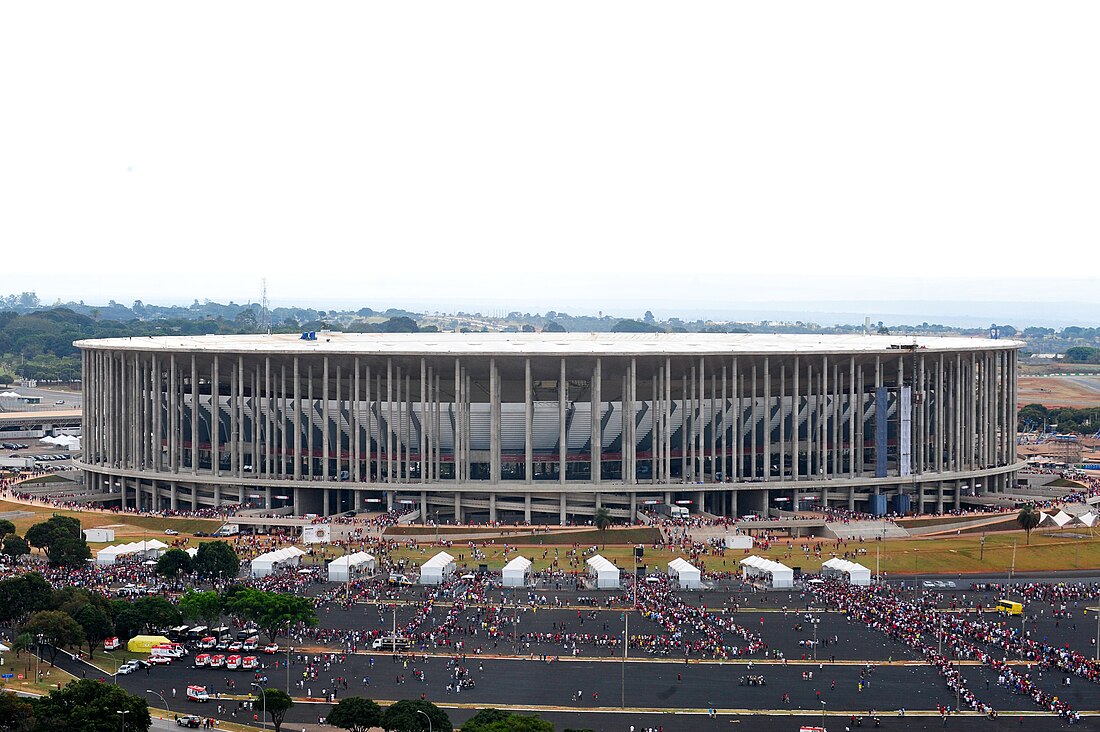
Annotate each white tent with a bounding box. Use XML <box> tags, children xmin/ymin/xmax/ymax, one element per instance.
<box><xmin>821</xmin><ymin>557</ymin><xmax>872</xmax><ymax>586</ymax></box>
<box><xmin>420</xmin><ymin>551</ymin><xmax>456</xmax><ymax>585</ymax></box>
<box><xmin>95</xmin><ymin>539</ymin><xmax>170</xmax><ymax>566</ymax></box>
<box><xmin>328</xmin><ymin>552</ymin><xmax>376</xmax><ymax>582</ymax></box>
<box><xmin>739</xmin><ymin>555</ymin><xmax>794</xmax><ymax>589</ymax></box>
<box><xmin>724</xmin><ymin>534</ymin><xmax>754</xmax><ymax>550</ymax></box>
<box><xmin>585</xmin><ymin>554</ymin><xmax>621</xmax><ymax>589</ymax></box>
<box><xmin>1079</xmin><ymin>512</ymin><xmax>1098</xmax><ymax>527</ymax></box>
<box><xmin>1052</xmin><ymin>510</ymin><xmax>1074</xmax><ymax>527</ymax></box>
<box><xmin>185</xmin><ymin>547</ymin><xmax>198</xmax><ymax>558</ymax></box>
<box><xmin>84</xmin><ymin>528</ymin><xmax>115</xmax><ymax>543</ymax></box>
<box><xmin>501</xmin><ymin>556</ymin><xmax>533</xmax><ymax>587</ymax></box>
<box><xmin>667</xmin><ymin>557</ymin><xmax>702</xmax><ymax>589</ymax></box>
<box><xmin>250</xmin><ymin>546</ymin><xmax>306</xmax><ymax>578</ymax></box>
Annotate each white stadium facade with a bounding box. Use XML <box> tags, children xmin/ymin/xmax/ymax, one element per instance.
<box><xmin>75</xmin><ymin>332</ymin><xmax>1021</xmax><ymax>522</ymax></box>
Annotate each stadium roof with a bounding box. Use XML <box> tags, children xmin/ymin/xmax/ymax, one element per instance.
<box><xmin>76</xmin><ymin>332</ymin><xmax>1021</xmax><ymax>357</ymax></box>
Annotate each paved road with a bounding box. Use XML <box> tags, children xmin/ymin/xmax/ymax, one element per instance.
<box><xmin>3</xmin><ymin>384</ymin><xmax>82</xmax><ymax>410</ymax></box>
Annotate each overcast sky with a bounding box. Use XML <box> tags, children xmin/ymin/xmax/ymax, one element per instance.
<box><xmin>2</xmin><ymin>2</ymin><xmax>1097</xmax><ymax>318</ymax></box>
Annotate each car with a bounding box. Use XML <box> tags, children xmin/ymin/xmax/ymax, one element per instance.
<box><xmin>176</xmin><ymin>715</ymin><xmax>203</xmax><ymax>728</ymax></box>
<box><xmin>242</xmin><ymin>638</ymin><xmax>258</xmax><ymax>651</ymax></box>
<box><xmin>164</xmin><ymin>529</ymin><xmax>179</xmax><ymax>535</ymax></box>
<box><xmin>193</xmin><ymin>531</ymin><xmax>210</xmax><ymax>537</ymax></box>
<box><xmin>148</xmin><ymin>655</ymin><xmax>172</xmax><ymax>665</ymax></box>
<box><xmin>227</xmin><ymin>642</ymin><xmax>242</xmax><ymax>652</ymax></box>
<box><xmin>54</xmin><ymin>400</ymin><xmax>65</xmax><ymax>405</ymax></box>
<box><xmin>116</xmin><ymin>663</ymin><xmax>138</xmax><ymax>675</ymax></box>
<box><xmin>262</xmin><ymin>643</ymin><xmax>279</xmax><ymax>654</ymax></box>
<box><xmin>388</xmin><ymin>574</ymin><xmax>413</xmax><ymax>586</ymax></box>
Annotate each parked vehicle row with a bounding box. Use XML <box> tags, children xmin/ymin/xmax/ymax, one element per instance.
<box><xmin>193</xmin><ymin>653</ymin><xmax>259</xmax><ymax>670</ymax></box>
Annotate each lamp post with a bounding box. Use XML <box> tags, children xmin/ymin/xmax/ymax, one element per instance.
<box><xmin>116</xmin><ymin>710</ymin><xmax>128</xmax><ymax>732</ymax></box>
<box><xmin>105</xmin><ymin>649</ymin><xmax>119</xmax><ymax>685</ymax></box>
<box><xmin>285</xmin><ymin>619</ymin><xmax>292</xmax><ymax>695</ymax></box>
<box><xmin>252</xmin><ymin>683</ymin><xmax>267</xmax><ymax>730</ymax></box>
<box><xmin>35</xmin><ymin>634</ymin><xmax>43</xmax><ymax>686</ymax></box>
<box><xmin>145</xmin><ymin>689</ymin><xmax>171</xmax><ymax>719</ymax></box>
<box><xmin>979</xmin><ymin>533</ymin><xmax>986</xmax><ymax>562</ymax></box>
<box><xmin>417</xmin><ymin>709</ymin><xmax>433</xmax><ymax>732</ymax></box>
<box><xmin>820</xmin><ymin>700</ymin><xmax>827</xmax><ymax>729</ymax></box>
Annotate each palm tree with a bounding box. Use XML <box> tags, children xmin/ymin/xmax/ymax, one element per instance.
<box><xmin>594</xmin><ymin>507</ymin><xmax>613</xmax><ymax>536</ymax></box>
<box><xmin>1017</xmin><ymin>504</ymin><xmax>1041</xmax><ymax>545</ymax></box>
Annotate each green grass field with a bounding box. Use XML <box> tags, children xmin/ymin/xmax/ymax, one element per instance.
<box><xmin>0</xmin><ymin>499</ymin><xmax>222</xmax><ymax>538</ymax></box>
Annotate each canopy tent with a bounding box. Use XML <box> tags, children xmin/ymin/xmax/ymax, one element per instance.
<box><xmin>724</xmin><ymin>534</ymin><xmax>754</xmax><ymax>550</ymax></box>
<box><xmin>250</xmin><ymin>546</ymin><xmax>306</xmax><ymax>578</ymax></box>
<box><xmin>1079</xmin><ymin>512</ymin><xmax>1098</xmax><ymax>527</ymax></box>
<box><xmin>739</xmin><ymin>555</ymin><xmax>794</xmax><ymax>589</ymax></box>
<box><xmin>501</xmin><ymin>556</ymin><xmax>533</xmax><ymax>587</ymax></box>
<box><xmin>667</xmin><ymin>557</ymin><xmax>702</xmax><ymax>589</ymax></box>
<box><xmin>185</xmin><ymin>547</ymin><xmax>198</xmax><ymax>558</ymax></box>
<box><xmin>127</xmin><ymin>635</ymin><xmax>171</xmax><ymax>654</ymax></box>
<box><xmin>328</xmin><ymin>552</ymin><xmax>376</xmax><ymax>582</ymax></box>
<box><xmin>95</xmin><ymin>539</ymin><xmax>169</xmax><ymax>566</ymax></box>
<box><xmin>821</xmin><ymin>557</ymin><xmax>872</xmax><ymax>586</ymax></box>
<box><xmin>420</xmin><ymin>551</ymin><xmax>456</xmax><ymax>585</ymax></box>
<box><xmin>586</xmin><ymin>554</ymin><xmax>621</xmax><ymax>589</ymax></box>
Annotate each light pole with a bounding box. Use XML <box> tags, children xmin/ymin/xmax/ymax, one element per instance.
<box><xmin>35</xmin><ymin>634</ymin><xmax>43</xmax><ymax>686</ymax></box>
<box><xmin>252</xmin><ymin>683</ymin><xmax>267</xmax><ymax>730</ymax></box>
<box><xmin>417</xmin><ymin>709</ymin><xmax>433</xmax><ymax>732</ymax></box>
<box><xmin>145</xmin><ymin>689</ymin><xmax>171</xmax><ymax>719</ymax></box>
<box><xmin>285</xmin><ymin>619</ymin><xmax>292</xmax><ymax>695</ymax></box>
<box><xmin>979</xmin><ymin>533</ymin><xmax>986</xmax><ymax>562</ymax></box>
<box><xmin>116</xmin><ymin>710</ymin><xmax>128</xmax><ymax>732</ymax></box>
<box><xmin>820</xmin><ymin>700</ymin><xmax>827</xmax><ymax>729</ymax></box>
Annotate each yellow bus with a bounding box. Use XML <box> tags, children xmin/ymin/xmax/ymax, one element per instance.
<box><xmin>997</xmin><ymin>600</ymin><xmax>1023</xmax><ymax>616</ymax></box>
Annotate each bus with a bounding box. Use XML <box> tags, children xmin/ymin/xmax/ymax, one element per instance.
<box><xmin>997</xmin><ymin>600</ymin><xmax>1023</xmax><ymax>616</ymax></box>
<box><xmin>168</xmin><ymin>625</ymin><xmax>191</xmax><ymax>642</ymax></box>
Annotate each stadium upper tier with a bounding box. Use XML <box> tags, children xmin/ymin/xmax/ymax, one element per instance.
<box><xmin>74</xmin><ymin>333</ymin><xmax>1022</xmax><ymax>520</ymax></box>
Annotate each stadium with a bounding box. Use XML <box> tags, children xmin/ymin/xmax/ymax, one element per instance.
<box><xmin>75</xmin><ymin>332</ymin><xmax>1021</xmax><ymax>523</ymax></box>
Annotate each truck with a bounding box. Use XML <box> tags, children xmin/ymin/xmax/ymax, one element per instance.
<box><xmin>371</xmin><ymin>635</ymin><xmax>413</xmax><ymax>651</ymax></box>
<box><xmin>213</xmin><ymin>524</ymin><xmax>239</xmax><ymax>537</ymax></box>
<box><xmin>656</xmin><ymin>504</ymin><xmax>689</xmax><ymax>519</ymax></box>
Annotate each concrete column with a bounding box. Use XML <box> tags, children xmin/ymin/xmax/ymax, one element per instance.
<box><xmin>490</xmin><ymin>358</ymin><xmax>500</xmax><ymax>483</ymax></box>
<box><xmin>749</xmin><ymin>363</ymin><xmax>757</xmax><ymax>479</ymax></box>
<box><xmin>323</xmin><ymin>357</ymin><xmax>331</xmax><ymax>481</ymax></box>
<box><xmin>525</xmin><ymin>358</ymin><xmax>533</xmax><ymax>484</ymax></box>
<box><xmin>664</xmin><ymin>357</ymin><xmax>672</xmax><ymax>484</ymax></box>
<box><xmin>352</xmin><ymin>359</ymin><xmax>360</xmax><ymax>483</ymax></box>
<box><xmin>525</xmin><ymin>493</ymin><xmax>532</xmax><ymax>523</ymax></box>
<box><xmin>454</xmin><ymin>491</ymin><xmax>463</xmax><ymax>523</ymax></box>
<box><xmin>720</xmin><ymin>364</ymin><xmax>727</xmax><ymax>483</ymax></box>
<box><xmin>688</xmin><ymin>363</ymin><xmax>696</xmax><ymax>482</ymax></box>
<box><xmin>489</xmin><ymin>493</ymin><xmax>497</xmax><ymax>522</ymax></box>
<box><xmin>730</xmin><ymin>489</ymin><xmax>738</xmax><ymax>518</ymax></box>
<box><xmin>421</xmin><ymin>490</ymin><xmax>428</xmax><ymax>520</ymax></box>
<box><xmin>238</xmin><ymin>356</ymin><xmax>246</xmax><ymax>476</ymax></box>
<box><xmin>732</xmin><ymin>358</ymin><xmax>739</xmax><ymax>481</ymax></box>
<box><xmin>762</xmin><ymin>357</ymin><xmax>770</xmax><ymax>480</ymax></box>
<box><xmin>591</xmin><ymin>358</ymin><xmax>602</xmax><ymax>485</ymax></box>
<box><xmin>559</xmin><ymin>493</ymin><xmax>567</xmax><ymax>524</ymax></box>
<box><xmin>386</xmin><ymin>359</ymin><xmax>394</xmax><ymax>483</ymax></box>
<box><xmin>420</xmin><ymin>358</ymin><xmax>427</xmax><ymax>483</ymax></box>
<box><xmin>629</xmin><ymin>492</ymin><xmax>636</xmax><ymax>522</ymax></box>
<box><xmin>454</xmin><ymin>359</ymin><xmax>462</xmax><ymax>484</ymax></box>
<box><xmin>265</xmin><ymin>357</ymin><xmax>273</xmax><ymax>479</ymax></box>
<box><xmin>292</xmin><ymin>357</ymin><xmax>301</xmax><ymax>480</ymax></box>
<box><xmin>953</xmin><ymin>479</ymin><xmax>961</xmax><ymax>511</ymax></box>
<box><xmin>652</xmin><ymin>367</ymin><xmax>659</xmax><ymax>483</ymax></box>
<box><xmin>696</xmin><ymin>489</ymin><xmax>705</xmax><ymax>514</ymax></box>
<box><xmin>559</xmin><ymin>358</ymin><xmax>567</xmax><ymax>484</ymax></box>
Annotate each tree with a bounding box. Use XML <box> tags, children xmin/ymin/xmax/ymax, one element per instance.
<box><xmin>155</xmin><ymin>548</ymin><xmax>193</xmax><ymax>579</ymax></box>
<box><xmin>0</xmin><ymin>690</ymin><xmax>35</xmax><ymax>732</ymax></box>
<box><xmin>643</xmin><ymin>310</ymin><xmax>655</xmax><ymax>323</ymax></box>
<box><xmin>611</xmin><ymin>319</ymin><xmax>661</xmax><ymax>333</ymax></box>
<box><xmin>381</xmin><ymin>316</ymin><xmax>419</xmax><ymax>333</ymax></box>
<box><xmin>225</xmin><ymin>589</ymin><xmax>316</xmax><ymax>643</ymax></box>
<box><xmin>2</xmin><ymin>533</ymin><xmax>30</xmax><ymax>558</ymax></box>
<box><xmin>327</xmin><ymin>696</ymin><xmax>383</xmax><ymax>732</ymax></box>
<box><xmin>33</xmin><ymin>679</ymin><xmax>150</xmax><ymax>732</ymax></box>
<box><xmin>22</xmin><ymin>610</ymin><xmax>85</xmax><ymax>665</ymax></box>
<box><xmin>25</xmin><ymin>516</ymin><xmax>90</xmax><ymax>566</ymax></box>
<box><xmin>594</xmin><ymin>507</ymin><xmax>613</xmax><ymax>534</ymax></box>
<box><xmin>542</xmin><ymin>321</ymin><xmax>565</xmax><ymax>333</ymax></box>
<box><xmin>178</xmin><ymin>590</ymin><xmax>223</xmax><ymax>627</ymax></box>
<box><xmin>0</xmin><ymin>573</ymin><xmax>54</xmax><ymax>623</ymax></box>
<box><xmin>73</xmin><ymin>603</ymin><xmax>114</xmax><ymax>656</ymax></box>
<box><xmin>462</xmin><ymin>708</ymin><xmax>554</xmax><ymax>732</ymax></box>
<box><xmin>0</xmin><ymin>518</ymin><xmax>15</xmax><ymax>537</ymax></box>
<box><xmin>109</xmin><ymin>600</ymin><xmax>143</xmax><ymax>641</ymax></box>
<box><xmin>1018</xmin><ymin>504</ymin><xmax>1041</xmax><ymax>544</ymax></box>
<box><xmin>192</xmin><ymin>540</ymin><xmax>240</xmax><ymax>580</ymax></box>
<box><xmin>1064</xmin><ymin>346</ymin><xmax>1100</xmax><ymax>364</ymax></box>
<box><xmin>381</xmin><ymin>699</ymin><xmax>452</xmax><ymax>732</ymax></box>
<box><xmin>131</xmin><ymin>596</ymin><xmax>181</xmax><ymax>632</ymax></box>
<box><xmin>256</xmin><ymin>688</ymin><xmax>293</xmax><ymax>732</ymax></box>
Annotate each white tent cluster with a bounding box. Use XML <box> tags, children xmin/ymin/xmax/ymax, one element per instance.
<box><xmin>821</xmin><ymin>557</ymin><xmax>872</xmax><ymax>586</ymax></box>
<box><xmin>95</xmin><ymin>539</ymin><xmax>170</xmax><ymax>566</ymax></box>
<box><xmin>250</xmin><ymin>546</ymin><xmax>306</xmax><ymax>577</ymax></box>
<box><xmin>0</xmin><ymin>391</ymin><xmax>22</xmax><ymax>398</ymax></box>
<box><xmin>39</xmin><ymin>435</ymin><xmax>81</xmax><ymax>449</ymax></box>
<box><xmin>1039</xmin><ymin>510</ymin><xmax>1098</xmax><ymax>528</ymax></box>
<box><xmin>667</xmin><ymin>557</ymin><xmax>702</xmax><ymax>588</ymax></box>
<box><xmin>328</xmin><ymin>552</ymin><xmax>376</xmax><ymax>582</ymax></box>
<box><xmin>739</xmin><ymin>555</ymin><xmax>794</xmax><ymax>589</ymax></box>
<box><xmin>420</xmin><ymin>551</ymin><xmax>457</xmax><ymax>585</ymax></box>
<box><xmin>586</xmin><ymin>554</ymin><xmax>621</xmax><ymax>589</ymax></box>
<box><xmin>502</xmin><ymin>556</ymin><xmax>533</xmax><ymax>587</ymax></box>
